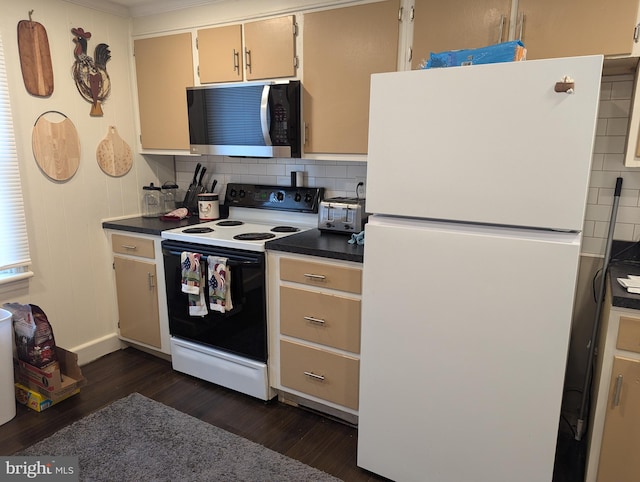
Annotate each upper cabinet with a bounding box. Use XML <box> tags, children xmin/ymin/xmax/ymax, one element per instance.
<box><xmin>516</xmin><ymin>0</ymin><xmax>640</xmax><ymax>60</ymax></box>
<box><xmin>197</xmin><ymin>25</ymin><xmax>242</xmax><ymax>83</ymax></box>
<box><xmin>411</xmin><ymin>0</ymin><xmax>511</xmax><ymax>70</ymax></box>
<box><xmin>411</xmin><ymin>0</ymin><xmax>640</xmax><ymax>68</ymax></box>
<box><xmin>303</xmin><ymin>0</ymin><xmax>400</xmax><ymax>155</ymax></box>
<box><xmin>198</xmin><ymin>15</ymin><xmax>297</xmax><ymax>83</ymax></box>
<box><xmin>244</xmin><ymin>16</ymin><xmax>297</xmax><ymax>81</ymax></box>
<box><xmin>134</xmin><ymin>33</ymin><xmax>194</xmax><ymax>150</ymax></box>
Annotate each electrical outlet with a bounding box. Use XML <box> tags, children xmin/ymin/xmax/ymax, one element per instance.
<box><xmin>355</xmin><ymin>177</ymin><xmax>366</xmax><ymax>197</ymax></box>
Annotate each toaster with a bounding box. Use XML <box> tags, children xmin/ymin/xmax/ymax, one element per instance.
<box><xmin>318</xmin><ymin>197</ymin><xmax>369</xmax><ymax>233</ymax></box>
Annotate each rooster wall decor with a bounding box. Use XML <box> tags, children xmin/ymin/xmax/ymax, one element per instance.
<box><xmin>71</xmin><ymin>27</ymin><xmax>111</xmax><ymax>117</ymax></box>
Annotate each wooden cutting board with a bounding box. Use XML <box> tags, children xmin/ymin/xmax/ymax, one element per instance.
<box><xmin>96</xmin><ymin>126</ymin><xmax>133</xmax><ymax>177</ymax></box>
<box><xmin>32</xmin><ymin>112</ymin><xmax>80</xmax><ymax>181</ymax></box>
<box><xmin>17</xmin><ymin>18</ymin><xmax>54</xmax><ymax>97</ymax></box>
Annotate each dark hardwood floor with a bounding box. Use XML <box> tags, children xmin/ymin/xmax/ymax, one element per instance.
<box><xmin>0</xmin><ymin>347</ymin><xmax>386</xmax><ymax>482</ymax></box>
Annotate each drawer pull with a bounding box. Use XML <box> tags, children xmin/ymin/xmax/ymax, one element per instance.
<box><xmin>121</xmin><ymin>244</ymin><xmax>138</xmax><ymax>250</ymax></box>
<box><xmin>613</xmin><ymin>374</ymin><xmax>623</xmax><ymax>407</ymax></box>
<box><xmin>303</xmin><ymin>273</ymin><xmax>326</xmax><ymax>281</ymax></box>
<box><xmin>303</xmin><ymin>316</ymin><xmax>325</xmax><ymax>325</ymax></box>
<box><xmin>304</xmin><ymin>371</ymin><xmax>325</xmax><ymax>381</ymax></box>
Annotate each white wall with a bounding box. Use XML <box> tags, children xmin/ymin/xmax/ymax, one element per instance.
<box><xmin>0</xmin><ymin>0</ymin><xmax>172</xmax><ymax>364</ymax></box>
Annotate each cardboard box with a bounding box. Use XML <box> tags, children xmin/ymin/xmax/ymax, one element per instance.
<box><xmin>14</xmin><ymin>346</ymin><xmax>86</xmax><ymax>406</ymax></box>
<box><xmin>14</xmin><ymin>382</ymin><xmax>81</xmax><ymax>412</ymax></box>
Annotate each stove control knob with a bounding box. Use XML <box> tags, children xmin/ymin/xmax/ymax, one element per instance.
<box><xmin>239</xmin><ymin>189</ymin><xmax>246</xmax><ymax>198</ymax></box>
<box><xmin>294</xmin><ymin>193</ymin><xmax>302</xmax><ymax>202</ymax></box>
<box><xmin>276</xmin><ymin>191</ymin><xmax>284</xmax><ymax>201</ymax></box>
<box><xmin>304</xmin><ymin>193</ymin><xmax>313</xmax><ymax>203</ymax></box>
<box><xmin>229</xmin><ymin>188</ymin><xmax>237</xmax><ymax>197</ymax></box>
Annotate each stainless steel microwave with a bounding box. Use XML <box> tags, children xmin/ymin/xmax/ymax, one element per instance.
<box><xmin>187</xmin><ymin>80</ymin><xmax>301</xmax><ymax>158</ymax></box>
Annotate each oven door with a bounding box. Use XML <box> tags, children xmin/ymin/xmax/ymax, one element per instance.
<box><xmin>161</xmin><ymin>240</ymin><xmax>267</xmax><ymax>362</ymax></box>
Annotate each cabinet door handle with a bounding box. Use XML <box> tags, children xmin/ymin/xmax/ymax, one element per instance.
<box><xmin>233</xmin><ymin>49</ymin><xmax>240</xmax><ymax>74</ymax></box>
<box><xmin>516</xmin><ymin>12</ymin><xmax>525</xmax><ymax>41</ymax></box>
<box><xmin>147</xmin><ymin>272</ymin><xmax>155</xmax><ymax>289</ymax></box>
<box><xmin>304</xmin><ymin>316</ymin><xmax>326</xmax><ymax>325</ymax></box>
<box><xmin>613</xmin><ymin>374</ymin><xmax>623</xmax><ymax>407</ymax></box>
<box><xmin>245</xmin><ymin>48</ymin><xmax>252</xmax><ymax>73</ymax></box>
<box><xmin>121</xmin><ymin>244</ymin><xmax>137</xmax><ymax>250</ymax></box>
<box><xmin>303</xmin><ymin>273</ymin><xmax>326</xmax><ymax>281</ymax></box>
<box><xmin>496</xmin><ymin>15</ymin><xmax>505</xmax><ymax>44</ymax></box>
<box><xmin>304</xmin><ymin>371</ymin><xmax>325</xmax><ymax>381</ymax></box>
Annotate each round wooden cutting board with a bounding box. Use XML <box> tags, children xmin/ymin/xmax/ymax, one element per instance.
<box><xmin>32</xmin><ymin>112</ymin><xmax>80</xmax><ymax>181</ymax></box>
<box><xmin>96</xmin><ymin>126</ymin><xmax>133</xmax><ymax>177</ymax></box>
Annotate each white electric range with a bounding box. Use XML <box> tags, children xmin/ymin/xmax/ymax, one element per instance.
<box><xmin>160</xmin><ymin>183</ymin><xmax>324</xmax><ymax>400</ymax></box>
<box><xmin>161</xmin><ymin>207</ymin><xmax>320</xmax><ymax>252</ymax></box>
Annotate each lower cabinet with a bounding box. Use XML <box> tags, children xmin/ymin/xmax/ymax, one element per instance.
<box><xmin>267</xmin><ymin>251</ymin><xmax>362</xmax><ymax>423</ymax></box>
<box><xmin>586</xmin><ymin>288</ymin><xmax>640</xmax><ymax>481</ymax></box>
<box><xmin>110</xmin><ymin>232</ymin><xmax>171</xmax><ymax>355</ymax></box>
<box><xmin>596</xmin><ymin>356</ymin><xmax>640</xmax><ymax>482</ymax></box>
<box><xmin>280</xmin><ymin>339</ymin><xmax>359</xmax><ymax>410</ymax></box>
<box><xmin>113</xmin><ymin>256</ymin><xmax>161</xmax><ymax>348</ymax></box>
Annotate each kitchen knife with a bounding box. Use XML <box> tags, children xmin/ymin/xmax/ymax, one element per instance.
<box><xmin>210</xmin><ymin>179</ymin><xmax>217</xmax><ymax>193</ymax></box>
<box><xmin>196</xmin><ymin>167</ymin><xmax>207</xmax><ymax>196</ymax></box>
<box><xmin>183</xmin><ymin>162</ymin><xmax>201</xmax><ymax>209</ymax></box>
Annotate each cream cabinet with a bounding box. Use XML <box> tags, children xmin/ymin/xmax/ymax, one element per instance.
<box><xmin>267</xmin><ymin>252</ymin><xmax>362</xmax><ymax>423</ymax></box>
<box><xmin>133</xmin><ymin>33</ymin><xmax>194</xmax><ymax>150</ymax></box>
<box><xmin>110</xmin><ymin>232</ymin><xmax>171</xmax><ymax>355</ymax></box>
<box><xmin>302</xmin><ymin>0</ymin><xmax>400</xmax><ymax>156</ymax></box>
<box><xmin>411</xmin><ymin>0</ymin><xmax>511</xmax><ymax>70</ymax></box>
<box><xmin>198</xmin><ymin>15</ymin><xmax>297</xmax><ymax>84</ymax></box>
<box><xmin>411</xmin><ymin>0</ymin><xmax>640</xmax><ymax>69</ymax></box>
<box><xmin>586</xmin><ymin>288</ymin><xmax>640</xmax><ymax>482</ymax></box>
<box><xmin>516</xmin><ymin>0</ymin><xmax>640</xmax><ymax>60</ymax></box>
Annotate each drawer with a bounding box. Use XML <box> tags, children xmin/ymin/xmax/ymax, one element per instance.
<box><xmin>112</xmin><ymin>233</ymin><xmax>155</xmax><ymax>259</ymax></box>
<box><xmin>280</xmin><ymin>257</ymin><xmax>362</xmax><ymax>294</ymax></box>
<box><xmin>280</xmin><ymin>286</ymin><xmax>361</xmax><ymax>353</ymax></box>
<box><xmin>280</xmin><ymin>339</ymin><xmax>359</xmax><ymax>410</ymax></box>
<box><xmin>617</xmin><ymin>316</ymin><xmax>640</xmax><ymax>353</ymax></box>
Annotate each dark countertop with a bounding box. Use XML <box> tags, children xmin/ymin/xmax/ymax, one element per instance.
<box><xmin>102</xmin><ymin>217</ymin><xmax>364</xmax><ymax>263</ymax></box>
<box><xmin>609</xmin><ymin>240</ymin><xmax>640</xmax><ymax>310</ymax></box>
<box><xmin>265</xmin><ymin>228</ymin><xmax>364</xmax><ymax>263</ymax></box>
<box><xmin>102</xmin><ymin>216</ymin><xmax>203</xmax><ymax>236</ymax></box>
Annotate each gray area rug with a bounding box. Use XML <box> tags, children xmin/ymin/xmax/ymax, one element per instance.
<box><xmin>20</xmin><ymin>393</ymin><xmax>341</xmax><ymax>481</ymax></box>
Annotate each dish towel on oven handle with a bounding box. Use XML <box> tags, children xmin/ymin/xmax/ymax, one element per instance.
<box><xmin>208</xmin><ymin>256</ymin><xmax>233</xmax><ymax>313</ymax></box>
<box><xmin>181</xmin><ymin>252</ymin><xmax>208</xmax><ymax>316</ymax></box>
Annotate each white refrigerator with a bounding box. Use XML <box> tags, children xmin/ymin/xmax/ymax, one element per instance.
<box><xmin>357</xmin><ymin>56</ymin><xmax>602</xmax><ymax>482</ymax></box>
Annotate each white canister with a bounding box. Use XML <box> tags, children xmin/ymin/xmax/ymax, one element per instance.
<box><xmin>198</xmin><ymin>193</ymin><xmax>220</xmax><ymax>220</ymax></box>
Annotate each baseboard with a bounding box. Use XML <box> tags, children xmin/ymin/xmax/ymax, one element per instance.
<box><xmin>68</xmin><ymin>333</ymin><xmax>125</xmax><ymax>366</ymax></box>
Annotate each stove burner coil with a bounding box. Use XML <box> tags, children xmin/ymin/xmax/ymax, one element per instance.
<box><xmin>271</xmin><ymin>226</ymin><xmax>300</xmax><ymax>233</ymax></box>
<box><xmin>233</xmin><ymin>232</ymin><xmax>276</xmax><ymax>241</ymax></box>
<box><xmin>182</xmin><ymin>227</ymin><xmax>214</xmax><ymax>234</ymax></box>
<box><xmin>216</xmin><ymin>220</ymin><xmax>244</xmax><ymax>227</ymax></box>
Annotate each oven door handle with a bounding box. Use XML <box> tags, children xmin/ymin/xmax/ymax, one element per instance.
<box><xmin>163</xmin><ymin>248</ymin><xmax>263</xmax><ymax>268</ymax></box>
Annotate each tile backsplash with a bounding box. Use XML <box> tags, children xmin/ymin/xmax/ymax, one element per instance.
<box><xmin>174</xmin><ymin>155</ymin><xmax>367</xmax><ymax>201</ymax></box>
<box><xmin>175</xmin><ymin>72</ymin><xmax>640</xmax><ymax>258</ymax></box>
<box><xmin>583</xmin><ymin>73</ymin><xmax>640</xmax><ymax>256</ymax></box>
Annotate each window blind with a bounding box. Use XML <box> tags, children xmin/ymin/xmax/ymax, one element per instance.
<box><xmin>0</xmin><ymin>28</ymin><xmax>32</xmax><ymax>282</ymax></box>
